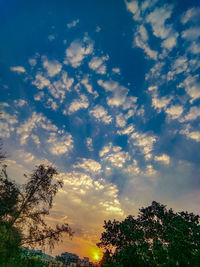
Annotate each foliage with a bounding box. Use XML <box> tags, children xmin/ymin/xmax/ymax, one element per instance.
<box><xmin>0</xmin><ymin>164</ymin><xmax>73</xmax><ymax>250</ymax></box>
<box><xmin>98</xmin><ymin>201</ymin><xmax>200</xmax><ymax>267</ymax></box>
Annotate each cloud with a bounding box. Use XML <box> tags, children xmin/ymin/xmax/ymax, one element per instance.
<box><xmin>188</xmin><ymin>42</ymin><xmax>200</xmax><ymax>54</ymax></box>
<box><xmin>42</xmin><ymin>56</ymin><xmax>62</xmax><ymax>77</ymax></box>
<box><xmin>181</xmin><ymin>106</ymin><xmax>200</xmax><ymax>121</ymax></box>
<box><xmin>152</xmin><ymin>95</ymin><xmax>172</xmax><ymax>112</ymax></box>
<box><xmin>73</xmin><ymin>158</ymin><xmax>102</xmax><ymax>175</ymax></box>
<box><xmin>14</xmin><ymin>99</ymin><xmax>27</xmax><ymax>107</ymax></box>
<box><xmin>50</xmin><ymin>71</ymin><xmax>74</xmax><ymax>102</ymax></box>
<box><xmin>154</xmin><ymin>154</ymin><xmax>170</xmax><ymax>165</ymax></box>
<box><xmin>112</xmin><ymin>68</ymin><xmax>120</xmax><ymax>74</ymax></box>
<box><xmin>134</xmin><ymin>25</ymin><xmax>158</xmax><ymax>60</ymax></box>
<box><xmin>32</xmin><ymin>74</ymin><xmax>50</xmax><ymax>89</ymax></box>
<box><xmin>165</xmin><ymin>105</ymin><xmax>183</xmax><ymax>120</ymax></box>
<box><xmin>117</xmin><ymin>124</ymin><xmax>135</xmax><ymax>135</ymax></box>
<box><xmin>67</xmin><ymin>19</ymin><xmax>80</xmax><ymax>29</ymax></box>
<box><xmin>99</xmin><ymin>143</ymin><xmax>130</xmax><ymax>168</ymax></box>
<box><xmin>180</xmin><ymin>125</ymin><xmax>200</xmax><ymax>142</ymax></box>
<box><xmin>16</xmin><ymin>112</ymin><xmax>58</xmax><ymax>145</ymax></box>
<box><xmin>125</xmin><ymin>0</ymin><xmax>141</xmax><ymax>21</ymax></box>
<box><xmin>88</xmin><ymin>56</ymin><xmax>108</xmax><ymax>74</ymax></box>
<box><xmin>0</xmin><ymin>112</ymin><xmax>18</xmax><ymax>138</ymax></box>
<box><xmin>178</xmin><ymin>75</ymin><xmax>200</xmax><ymax>103</ymax></box>
<box><xmin>31</xmin><ymin>134</ymin><xmax>40</xmax><ymax>145</ymax></box>
<box><xmin>98</xmin><ymin>79</ymin><xmax>137</xmax><ymax>109</ymax></box>
<box><xmin>64</xmin><ymin>37</ymin><xmax>93</xmax><ymax>68</ymax></box>
<box><xmin>161</xmin><ymin>33</ymin><xmax>178</xmax><ymax>50</ymax></box>
<box><xmin>89</xmin><ymin>105</ymin><xmax>112</xmax><ymax>124</ymax></box>
<box><xmin>146</xmin><ymin>5</ymin><xmax>173</xmax><ymax>39</ymax></box>
<box><xmin>85</xmin><ymin>138</ymin><xmax>94</xmax><ymax>152</ymax></box>
<box><xmin>130</xmin><ymin>131</ymin><xmax>157</xmax><ymax>159</ymax></box>
<box><xmin>28</xmin><ymin>58</ymin><xmax>37</xmax><ymax>67</ymax></box>
<box><xmin>10</xmin><ymin>66</ymin><xmax>26</xmax><ymax>73</ymax></box>
<box><xmin>181</xmin><ymin>8</ymin><xmax>200</xmax><ymax>24</ymax></box>
<box><xmin>116</xmin><ymin>113</ymin><xmax>127</xmax><ymax>128</ymax></box>
<box><xmin>68</xmin><ymin>94</ymin><xmax>89</xmax><ymax>114</ymax></box>
<box><xmin>47</xmin><ymin>132</ymin><xmax>73</xmax><ymax>155</ymax></box>
<box><xmin>81</xmin><ymin>76</ymin><xmax>98</xmax><ymax>98</ymax></box>
<box><xmin>181</xmin><ymin>27</ymin><xmax>200</xmax><ymax>41</ymax></box>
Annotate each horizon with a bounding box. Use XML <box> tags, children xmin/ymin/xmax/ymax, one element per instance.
<box><xmin>0</xmin><ymin>0</ymin><xmax>200</xmax><ymax>261</ymax></box>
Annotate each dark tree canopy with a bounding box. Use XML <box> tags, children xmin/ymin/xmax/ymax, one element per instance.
<box><xmin>0</xmin><ymin>164</ymin><xmax>73</xmax><ymax>251</ymax></box>
<box><xmin>98</xmin><ymin>201</ymin><xmax>200</xmax><ymax>267</ymax></box>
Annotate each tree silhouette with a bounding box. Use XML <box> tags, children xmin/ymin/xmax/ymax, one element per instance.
<box><xmin>98</xmin><ymin>201</ymin><xmax>200</xmax><ymax>266</ymax></box>
<box><xmin>0</xmin><ymin>164</ymin><xmax>73</xmax><ymax>251</ymax></box>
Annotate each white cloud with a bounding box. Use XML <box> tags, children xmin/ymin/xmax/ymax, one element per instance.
<box><xmin>88</xmin><ymin>56</ymin><xmax>108</xmax><ymax>74</ymax></box>
<box><xmin>34</xmin><ymin>91</ymin><xmax>44</xmax><ymax>101</ymax></box>
<box><xmin>0</xmin><ymin>111</ymin><xmax>18</xmax><ymax>138</ymax></box>
<box><xmin>145</xmin><ymin>164</ymin><xmax>157</xmax><ymax>176</ymax></box>
<box><xmin>73</xmin><ymin>158</ymin><xmax>102</xmax><ymax>174</ymax></box>
<box><xmin>125</xmin><ymin>0</ymin><xmax>141</xmax><ymax>21</ymax></box>
<box><xmin>135</xmin><ymin>34</ymin><xmax>158</xmax><ymax>60</ymax></box>
<box><xmin>48</xmin><ymin>35</ymin><xmax>55</xmax><ymax>41</ymax></box>
<box><xmin>182</xmin><ymin>27</ymin><xmax>200</xmax><ymax>41</ymax></box>
<box><xmin>28</xmin><ymin>58</ymin><xmax>37</xmax><ymax>67</ymax></box>
<box><xmin>31</xmin><ymin>134</ymin><xmax>40</xmax><ymax>145</ymax></box>
<box><xmin>64</xmin><ymin>37</ymin><xmax>93</xmax><ymax>68</ymax></box>
<box><xmin>10</xmin><ymin>66</ymin><xmax>26</xmax><ymax>73</ymax></box>
<box><xmin>16</xmin><ymin>112</ymin><xmax>58</xmax><ymax>145</ymax></box>
<box><xmin>117</xmin><ymin>124</ymin><xmax>135</xmax><ymax>135</ymax></box>
<box><xmin>165</xmin><ymin>105</ymin><xmax>183</xmax><ymax>120</ymax></box>
<box><xmin>161</xmin><ymin>33</ymin><xmax>178</xmax><ymax>50</ymax></box>
<box><xmin>154</xmin><ymin>154</ymin><xmax>170</xmax><ymax>165</ymax></box>
<box><xmin>152</xmin><ymin>95</ymin><xmax>172</xmax><ymax>112</ymax></box>
<box><xmin>67</xmin><ymin>19</ymin><xmax>80</xmax><ymax>29</ymax></box>
<box><xmin>182</xmin><ymin>106</ymin><xmax>200</xmax><ymax>121</ymax></box>
<box><xmin>178</xmin><ymin>75</ymin><xmax>200</xmax><ymax>103</ymax></box>
<box><xmin>130</xmin><ymin>131</ymin><xmax>157</xmax><ymax>158</ymax></box>
<box><xmin>188</xmin><ymin>42</ymin><xmax>200</xmax><ymax>55</ymax></box>
<box><xmin>116</xmin><ymin>113</ymin><xmax>127</xmax><ymax>128</ymax></box>
<box><xmin>98</xmin><ymin>79</ymin><xmax>136</xmax><ymax>109</ymax></box>
<box><xmin>180</xmin><ymin>125</ymin><xmax>200</xmax><ymax>142</ymax></box>
<box><xmin>68</xmin><ymin>94</ymin><xmax>89</xmax><ymax>114</ymax></box>
<box><xmin>85</xmin><ymin>137</ymin><xmax>94</xmax><ymax>151</ymax></box>
<box><xmin>99</xmin><ymin>143</ymin><xmax>129</xmax><ymax>168</ymax></box>
<box><xmin>112</xmin><ymin>68</ymin><xmax>120</xmax><ymax>74</ymax></box>
<box><xmin>146</xmin><ymin>5</ymin><xmax>173</xmax><ymax>39</ymax></box>
<box><xmin>89</xmin><ymin>105</ymin><xmax>112</xmax><ymax>124</ymax></box>
<box><xmin>124</xmin><ymin>160</ymin><xmax>140</xmax><ymax>175</ymax></box>
<box><xmin>42</xmin><ymin>56</ymin><xmax>62</xmax><ymax>77</ymax></box>
<box><xmin>32</xmin><ymin>74</ymin><xmax>50</xmax><ymax>89</ymax></box>
<box><xmin>81</xmin><ymin>76</ymin><xmax>98</xmax><ymax>98</ymax></box>
<box><xmin>48</xmin><ymin>71</ymin><xmax>74</xmax><ymax>102</ymax></box>
<box><xmin>14</xmin><ymin>99</ymin><xmax>27</xmax><ymax>107</ymax></box>
<box><xmin>47</xmin><ymin>132</ymin><xmax>73</xmax><ymax>155</ymax></box>
<box><xmin>181</xmin><ymin>8</ymin><xmax>200</xmax><ymax>24</ymax></box>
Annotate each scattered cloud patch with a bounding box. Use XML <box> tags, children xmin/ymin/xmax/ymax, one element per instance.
<box><xmin>154</xmin><ymin>154</ymin><xmax>170</xmax><ymax>165</ymax></box>
<box><xmin>42</xmin><ymin>56</ymin><xmax>62</xmax><ymax>77</ymax></box>
<box><xmin>89</xmin><ymin>105</ymin><xmax>112</xmax><ymax>124</ymax></box>
<box><xmin>67</xmin><ymin>19</ymin><xmax>80</xmax><ymax>29</ymax></box>
<box><xmin>64</xmin><ymin>37</ymin><xmax>93</xmax><ymax>68</ymax></box>
<box><xmin>10</xmin><ymin>66</ymin><xmax>26</xmax><ymax>73</ymax></box>
<box><xmin>47</xmin><ymin>132</ymin><xmax>73</xmax><ymax>155</ymax></box>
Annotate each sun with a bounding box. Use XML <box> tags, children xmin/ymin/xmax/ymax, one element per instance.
<box><xmin>94</xmin><ymin>254</ymin><xmax>99</xmax><ymax>261</ymax></box>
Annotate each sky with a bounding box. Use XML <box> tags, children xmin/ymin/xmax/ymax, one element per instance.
<box><xmin>0</xmin><ymin>0</ymin><xmax>200</xmax><ymax>261</ymax></box>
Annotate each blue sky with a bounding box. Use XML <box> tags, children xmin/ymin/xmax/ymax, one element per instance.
<box><xmin>0</xmin><ymin>0</ymin><xmax>200</xmax><ymax>259</ymax></box>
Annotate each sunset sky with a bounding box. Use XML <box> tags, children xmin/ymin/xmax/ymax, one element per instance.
<box><xmin>0</xmin><ymin>0</ymin><xmax>200</xmax><ymax>261</ymax></box>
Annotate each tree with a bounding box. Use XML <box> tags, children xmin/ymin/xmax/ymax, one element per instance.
<box><xmin>0</xmin><ymin>163</ymin><xmax>73</xmax><ymax>254</ymax></box>
<box><xmin>97</xmin><ymin>201</ymin><xmax>200</xmax><ymax>267</ymax></box>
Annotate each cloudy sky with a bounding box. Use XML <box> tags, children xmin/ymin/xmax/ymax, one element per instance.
<box><xmin>0</xmin><ymin>0</ymin><xmax>200</xmax><ymax>261</ymax></box>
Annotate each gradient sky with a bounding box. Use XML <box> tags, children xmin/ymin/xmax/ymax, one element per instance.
<box><xmin>0</xmin><ymin>0</ymin><xmax>200</xmax><ymax>261</ymax></box>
